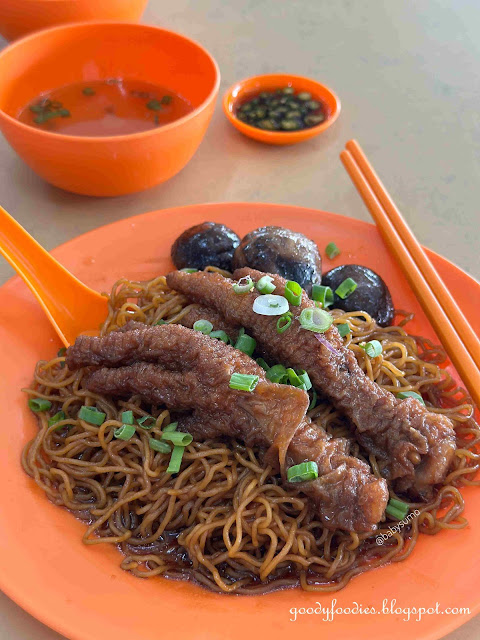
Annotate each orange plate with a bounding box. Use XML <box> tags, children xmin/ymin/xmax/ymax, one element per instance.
<box><xmin>0</xmin><ymin>0</ymin><xmax>148</xmax><ymax>42</ymax></box>
<box><xmin>0</xmin><ymin>203</ymin><xmax>479</xmax><ymax>640</ymax></box>
<box><xmin>222</xmin><ymin>74</ymin><xmax>340</xmax><ymax>145</ymax></box>
<box><xmin>0</xmin><ymin>22</ymin><xmax>220</xmax><ymax>196</ymax></box>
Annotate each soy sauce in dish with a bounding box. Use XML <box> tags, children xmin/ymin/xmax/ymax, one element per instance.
<box><xmin>18</xmin><ymin>79</ymin><xmax>193</xmax><ymax>137</ymax></box>
<box><xmin>235</xmin><ymin>86</ymin><xmax>327</xmax><ymax>132</ymax></box>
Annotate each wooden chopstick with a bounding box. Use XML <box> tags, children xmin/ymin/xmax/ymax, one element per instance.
<box><xmin>346</xmin><ymin>139</ymin><xmax>480</xmax><ymax>369</ymax></box>
<box><xmin>340</xmin><ymin>145</ymin><xmax>480</xmax><ymax>409</ymax></box>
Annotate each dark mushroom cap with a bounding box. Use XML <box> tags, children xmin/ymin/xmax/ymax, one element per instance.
<box><xmin>171</xmin><ymin>222</ymin><xmax>240</xmax><ymax>272</ymax></box>
<box><xmin>232</xmin><ymin>226</ymin><xmax>321</xmax><ymax>294</ymax></box>
<box><xmin>322</xmin><ymin>264</ymin><xmax>395</xmax><ymax>327</ymax></box>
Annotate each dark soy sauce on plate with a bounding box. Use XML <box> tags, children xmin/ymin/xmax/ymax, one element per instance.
<box><xmin>18</xmin><ymin>79</ymin><xmax>193</xmax><ymax>136</ymax></box>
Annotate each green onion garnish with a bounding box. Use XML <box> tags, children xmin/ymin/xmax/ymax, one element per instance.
<box><xmin>386</xmin><ymin>497</ymin><xmax>409</xmax><ymax>520</ymax></box>
<box><xmin>48</xmin><ymin>410</ymin><xmax>66</xmax><ymax>428</ymax></box>
<box><xmin>265</xmin><ymin>364</ymin><xmax>288</xmax><ymax>384</ymax></box>
<box><xmin>163</xmin><ymin>422</ymin><xmax>178</xmax><ymax>433</ymax></box>
<box><xmin>193</xmin><ymin>319</ymin><xmax>213</xmax><ymax>335</ymax></box>
<box><xmin>137</xmin><ymin>415</ymin><xmax>155</xmax><ymax>429</ymax></box>
<box><xmin>82</xmin><ymin>87</ymin><xmax>95</xmax><ymax>96</ymax></box>
<box><xmin>298</xmin><ymin>307</ymin><xmax>333</xmax><ymax>333</ymax></box>
<box><xmin>146</xmin><ymin>99</ymin><xmax>162</xmax><ymax>111</ymax></box>
<box><xmin>210</xmin><ymin>330</ymin><xmax>230</xmax><ymax>343</ymax></box>
<box><xmin>161</xmin><ymin>95</ymin><xmax>172</xmax><ymax>105</ymax></box>
<box><xmin>155</xmin><ymin>319</ymin><xmax>166</xmax><ymax>325</ymax></box>
<box><xmin>28</xmin><ymin>398</ymin><xmax>52</xmax><ymax>412</ymax></box>
<box><xmin>291</xmin><ymin>369</ymin><xmax>312</xmax><ymax>391</ymax></box>
<box><xmin>276</xmin><ymin>311</ymin><xmax>293</xmax><ymax>334</ymax></box>
<box><xmin>325</xmin><ymin>242</ymin><xmax>340</xmax><ymax>259</ymax></box>
<box><xmin>78</xmin><ymin>406</ymin><xmax>106</xmax><ymax>425</ymax></box>
<box><xmin>252</xmin><ymin>294</ymin><xmax>289</xmax><ymax>316</ymax></box>
<box><xmin>233</xmin><ymin>276</ymin><xmax>254</xmax><ymax>294</ymax></box>
<box><xmin>180</xmin><ymin>268</ymin><xmax>198</xmax><ymax>273</ymax></box>
<box><xmin>161</xmin><ymin>431</ymin><xmax>193</xmax><ymax>446</ymax></box>
<box><xmin>229</xmin><ymin>372</ymin><xmax>259</xmax><ymax>392</ymax></box>
<box><xmin>167</xmin><ymin>445</ymin><xmax>185</xmax><ymax>473</ymax></box>
<box><xmin>256</xmin><ymin>358</ymin><xmax>270</xmax><ymax>371</ymax></box>
<box><xmin>397</xmin><ymin>391</ymin><xmax>425</xmax><ymax>405</ymax></box>
<box><xmin>287</xmin><ymin>461</ymin><xmax>319</xmax><ymax>483</ymax></box>
<box><xmin>57</xmin><ymin>347</ymin><xmax>66</xmax><ymax>357</ymax></box>
<box><xmin>114</xmin><ymin>423</ymin><xmax>136</xmax><ymax>441</ymax></box>
<box><xmin>335</xmin><ymin>277</ymin><xmax>357</xmax><ymax>299</ymax></box>
<box><xmin>256</xmin><ymin>275</ymin><xmax>276</xmax><ymax>295</ymax></box>
<box><xmin>234</xmin><ymin>332</ymin><xmax>256</xmax><ymax>356</ymax></box>
<box><xmin>149</xmin><ymin>438</ymin><xmax>171</xmax><ymax>453</ymax></box>
<box><xmin>308</xmin><ymin>389</ymin><xmax>317</xmax><ymax>410</ymax></box>
<box><xmin>121</xmin><ymin>410</ymin><xmax>134</xmax><ymax>425</ymax></box>
<box><xmin>336</xmin><ymin>323</ymin><xmax>351</xmax><ymax>338</ymax></box>
<box><xmin>284</xmin><ymin>281</ymin><xmax>302</xmax><ymax>306</ymax></box>
<box><xmin>359</xmin><ymin>340</ymin><xmax>382</xmax><ymax>358</ymax></box>
<box><xmin>312</xmin><ymin>284</ymin><xmax>334</xmax><ymax>308</ymax></box>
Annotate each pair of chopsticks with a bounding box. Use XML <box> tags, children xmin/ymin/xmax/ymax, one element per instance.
<box><xmin>340</xmin><ymin>139</ymin><xmax>480</xmax><ymax>409</ymax></box>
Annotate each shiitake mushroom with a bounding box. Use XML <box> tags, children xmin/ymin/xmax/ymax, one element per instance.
<box><xmin>171</xmin><ymin>222</ymin><xmax>240</xmax><ymax>272</ymax></box>
<box><xmin>322</xmin><ymin>264</ymin><xmax>395</xmax><ymax>327</ymax></box>
<box><xmin>232</xmin><ymin>226</ymin><xmax>322</xmax><ymax>294</ymax></box>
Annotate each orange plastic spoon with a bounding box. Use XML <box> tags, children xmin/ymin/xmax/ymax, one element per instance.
<box><xmin>0</xmin><ymin>205</ymin><xmax>108</xmax><ymax>346</ymax></box>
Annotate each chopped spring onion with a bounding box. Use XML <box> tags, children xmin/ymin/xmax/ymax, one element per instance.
<box><xmin>288</xmin><ymin>368</ymin><xmax>312</xmax><ymax>391</ymax></box>
<box><xmin>256</xmin><ymin>358</ymin><xmax>270</xmax><ymax>371</ymax></box>
<box><xmin>155</xmin><ymin>319</ymin><xmax>167</xmax><ymax>325</ymax></box>
<box><xmin>256</xmin><ymin>275</ymin><xmax>276</xmax><ymax>294</ymax></box>
<box><xmin>48</xmin><ymin>410</ymin><xmax>66</xmax><ymax>428</ymax></box>
<box><xmin>193</xmin><ymin>319</ymin><xmax>213</xmax><ymax>335</ymax></box>
<box><xmin>210</xmin><ymin>330</ymin><xmax>230</xmax><ymax>343</ymax></box>
<box><xmin>180</xmin><ymin>267</ymin><xmax>198</xmax><ymax>273</ymax></box>
<box><xmin>114</xmin><ymin>423</ymin><xmax>136</xmax><ymax>441</ymax></box>
<box><xmin>299</xmin><ymin>307</ymin><xmax>333</xmax><ymax>333</ymax></box>
<box><xmin>335</xmin><ymin>277</ymin><xmax>357</xmax><ymax>299</ymax></box>
<box><xmin>121</xmin><ymin>410</ymin><xmax>134</xmax><ymax>425</ymax></box>
<box><xmin>167</xmin><ymin>445</ymin><xmax>186</xmax><ymax>473</ymax></box>
<box><xmin>234</xmin><ymin>333</ymin><xmax>256</xmax><ymax>356</ymax></box>
<box><xmin>137</xmin><ymin>415</ymin><xmax>155</xmax><ymax>429</ymax></box>
<box><xmin>57</xmin><ymin>346</ymin><xmax>66</xmax><ymax>368</ymax></box>
<box><xmin>276</xmin><ymin>311</ymin><xmax>293</xmax><ymax>334</ymax></box>
<box><xmin>149</xmin><ymin>438</ymin><xmax>171</xmax><ymax>454</ymax></box>
<box><xmin>265</xmin><ymin>364</ymin><xmax>288</xmax><ymax>384</ymax></box>
<box><xmin>325</xmin><ymin>241</ymin><xmax>340</xmax><ymax>259</ymax></box>
<box><xmin>161</xmin><ymin>431</ymin><xmax>193</xmax><ymax>446</ymax></box>
<box><xmin>308</xmin><ymin>389</ymin><xmax>318</xmax><ymax>410</ymax></box>
<box><xmin>336</xmin><ymin>323</ymin><xmax>351</xmax><ymax>338</ymax></box>
<box><xmin>163</xmin><ymin>422</ymin><xmax>178</xmax><ymax>433</ymax></box>
<box><xmin>233</xmin><ymin>275</ymin><xmax>254</xmax><ymax>294</ymax></box>
<box><xmin>287</xmin><ymin>461</ymin><xmax>319</xmax><ymax>483</ymax></box>
<box><xmin>229</xmin><ymin>372</ymin><xmax>259</xmax><ymax>392</ymax></box>
<box><xmin>396</xmin><ymin>390</ymin><xmax>425</xmax><ymax>406</ymax></box>
<box><xmin>359</xmin><ymin>340</ymin><xmax>382</xmax><ymax>358</ymax></box>
<box><xmin>78</xmin><ymin>405</ymin><xmax>106</xmax><ymax>425</ymax></box>
<box><xmin>386</xmin><ymin>497</ymin><xmax>409</xmax><ymax>520</ymax></box>
<box><xmin>28</xmin><ymin>398</ymin><xmax>52</xmax><ymax>412</ymax></box>
<box><xmin>284</xmin><ymin>280</ymin><xmax>302</xmax><ymax>306</ymax></box>
<box><xmin>312</xmin><ymin>284</ymin><xmax>334</xmax><ymax>308</ymax></box>
<box><xmin>252</xmin><ymin>294</ymin><xmax>289</xmax><ymax>316</ymax></box>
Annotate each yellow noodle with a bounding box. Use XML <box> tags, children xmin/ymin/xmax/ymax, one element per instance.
<box><xmin>21</xmin><ymin>274</ymin><xmax>479</xmax><ymax>593</ymax></box>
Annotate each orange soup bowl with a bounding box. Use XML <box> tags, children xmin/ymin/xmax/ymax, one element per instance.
<box><xmin>0</xmin><ymin>22</ymin><xmax>220</xmax><ymax>196</ymax></box>
<box><xmin>223</xmin><ymin>73</ymin><xmax>340</xmax><ymax>146</ymax></box>
<box><xmin>0</xmin><ymin>0</ymin><xmax>148</xmax><ymax>42</ymax></box>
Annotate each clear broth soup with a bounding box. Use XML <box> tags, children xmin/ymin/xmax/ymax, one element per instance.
<box><xmin>18</xmin><ymin>79</ymin><xmax>193</xmax><ymax>137</ymax></box>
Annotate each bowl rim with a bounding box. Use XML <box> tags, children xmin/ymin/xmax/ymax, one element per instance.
<box><xmin>0</xmin><ymin>21</ymin><xmax>221</xmax><ymax>143</ymax></box>
<box><xmin>222</xmin><ymin>72</ymin><xmax>341</xmax><ymax>139</ymax></box>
